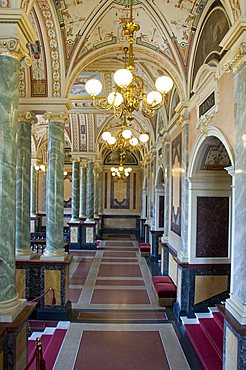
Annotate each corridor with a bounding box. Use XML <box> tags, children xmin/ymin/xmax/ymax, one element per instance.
<box><xmin>54</xmin><ymin>237</ymin><xmax>190</xmax><ymax>370</ymax></box>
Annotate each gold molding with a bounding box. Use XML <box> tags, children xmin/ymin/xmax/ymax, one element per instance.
<box><xmin>223</xmin><ymin>42</ymin><xmax>246</xmax><ymax>74</ymax></box>
<box><xmin>0</xmin><ymin>38</ymin><xmax>31</xmax><ymax>67</ymax></box>
<box><xmin>44</xmin><ymin>111</ymin><xmax>69</xmax><ymax>124</ymax></box>
<box><xmin>18</xmin><ymin>111</ymin><xmax>37</xmax><ymax>123</ymax></box>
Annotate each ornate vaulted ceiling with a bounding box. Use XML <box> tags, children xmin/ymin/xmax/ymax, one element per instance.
<box><xmin>18</xmin><ymin>0</ymin><xmax>241</xmax><ymax>160</ymax></box>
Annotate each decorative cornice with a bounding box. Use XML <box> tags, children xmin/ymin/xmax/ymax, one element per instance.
<box><xmin>0</xmin><ymin>38</ymin><xmax>31</xmax><ymax>67</ymax></box>
<box><xmin>43</xmin><ymin>112</ymin><xmax>69</xmax><ymax>124</ymax></box>
<box><xmin>18</xmin><ymin>111</ymin><xmax>37</xmax><ymax>123</ymax></box>
<box><xmin>223</xmin><ymin>42</ymin><xmax>246</xmax><ymax>73</ymax></box>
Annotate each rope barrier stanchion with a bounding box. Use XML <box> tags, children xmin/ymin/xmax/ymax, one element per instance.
<box><xmin>24</xmin><ymin>337</ymin><xmax>46</xmax><ymax>370</ymax></box>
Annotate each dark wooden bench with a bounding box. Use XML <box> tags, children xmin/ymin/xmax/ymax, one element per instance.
<box><xmin>138</xmin><ymin>243</ymin><xmax>151</xmax><ymax>256</ymax></box>
<box><xmin>152</xmin><ymin>276</ymin><xmax>176</xmax><ymax>307</ymax></box>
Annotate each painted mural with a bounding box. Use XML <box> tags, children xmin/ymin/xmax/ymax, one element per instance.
<box><xmin>70</xmin><ymin>72</ymin><xmax>103</xmax><ymax>97</ymax></box>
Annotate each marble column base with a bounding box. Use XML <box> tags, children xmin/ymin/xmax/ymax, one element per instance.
<box><xmin>41</xmin><ymin>254</ymin><xmax>68</xmax><ymax>262</ymax></box>
<box><xmin>81</xmin><ymin>222</ymin><xmax>96</xmax><ymax>250</ymax></box>
<box><xmin>68</xmin><ymin>222</ymin><xmax>82</xmax><ymax>250</ymax></box>
<box><xmin>225</xmin><ymin>295</ymin><xmax>246</xmax><ymax>325</ymax></box>
<box><xmin>16</xmin><ymin>251</ymin><xmax>35</xmax><ymax>260</ymax></box>
<box><xmin>16</xmin><ymin>258</ymin><xmax>72</xmax><ymax>321</ymax></box>
<box><xmin>0</xmin><ymin>297</ymin><xmax>27</xmax><ymax>322</ymax></box>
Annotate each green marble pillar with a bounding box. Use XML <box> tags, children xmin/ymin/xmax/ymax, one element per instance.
<box><xmin>30</xmin><ymin>165</ymin><xmax>37</xmax><ymax>216</ymax></box>
<box><xmin>94</xmin><ymin>166</ymin><xmax>99</xmax><ymax>218</ymax></box>
<box><xmin>71</xmin><ymin>161</ymin><xmax>80</xmax><ymax>221</ymax></box>
<box><xmin>44</xmin><ymin>112</ymin><xmax>67</xmax><ymax>258</ymax></box>
<box><xmin>85</xmin><ymin>160</ymin><xmax>94</xmax><ymax>223</ymax></box>
<box><xmin>16</xmin><ymin>113</ymin><xmax>36</xmax><ymax>257</ymax></box>
<box><xmin>0</xmin><ymin>54</ymin><xmax>22</xmax><ymax>315</ymax></box>
<box><xmin>79</xmin><ymin>163</ymin><xmax>87</xmax><ymax>219</ymax></box>
<box><xmin>98</xmin><ymin>170</ymin><xmax>102</xmax><ymax>215</ymax></box>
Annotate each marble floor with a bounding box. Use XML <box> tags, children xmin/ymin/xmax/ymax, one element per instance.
<box><xmin>53</xmin><ymin>237</ymin><xmax>195</xmax><ymax>369</ymax></box>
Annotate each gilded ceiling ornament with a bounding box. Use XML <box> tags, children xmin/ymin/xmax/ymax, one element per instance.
<box><xmin>0</xmin><ymin>38</ymin><xmax>32</xmax><ymax>67</ymax></box>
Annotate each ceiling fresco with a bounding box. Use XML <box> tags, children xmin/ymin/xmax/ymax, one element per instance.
<box><xmin>52</xmin><ymin>0</ymin><xmax>210</xmax><ymax>77</ymax></box>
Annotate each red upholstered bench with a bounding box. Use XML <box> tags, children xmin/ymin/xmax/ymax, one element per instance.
<box><xmin>138</xmin><ymin>243</ymin><xmax>150</xmax><ymax>256</ymax></box>
<box><xmin>152</xmin><ymin>276</ymin><xmax>176</xmax><ymax>307</ymax></box>
<box><xmin>152</xmin><ymin>276</ymin><xmax>173</xmax><ymax>285</ymax></box>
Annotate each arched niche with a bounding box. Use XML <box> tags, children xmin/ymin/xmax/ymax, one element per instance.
<box><xmin>188</xmin><ymin>131</ymin><xmax>233</xmax><ymax>265</ymax></box>
<box><xmin>154</xmin><ymin>167</ymin><xmax>165</xmax><ymax>229</ymax></box>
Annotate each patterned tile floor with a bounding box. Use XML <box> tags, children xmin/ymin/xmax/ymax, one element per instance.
<box><xmin>60</xmin><ymin>238</ymin><xmax>202</xmax><ymax>369</ymax></box>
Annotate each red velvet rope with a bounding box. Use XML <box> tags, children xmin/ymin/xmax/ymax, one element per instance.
<box><xmin>30</xmin><ymin>287</ymin><xmax>56</xmax><ymax>304</ymax></box>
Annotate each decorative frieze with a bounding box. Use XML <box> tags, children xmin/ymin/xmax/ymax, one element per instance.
<box><xmin>0</xmin><ymin>38</ymin><xmax>31</xmax><ymax>67</ymax></box>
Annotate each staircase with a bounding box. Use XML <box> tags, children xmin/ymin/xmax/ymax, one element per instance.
<box><xmin>181</xmin><ymin>308</ymin><xmax>224</xmax><ymax>370</ymax></box>
<box><xmin>28</xmin><ymin>321</ymin><xmax>70</xmax><ymax>370</ymax></box>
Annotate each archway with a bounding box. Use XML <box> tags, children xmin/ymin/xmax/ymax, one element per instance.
<box><xmin>188</xmin><ymin>133</ymin><xmax>232</xmax><ymax>265</ymax></box>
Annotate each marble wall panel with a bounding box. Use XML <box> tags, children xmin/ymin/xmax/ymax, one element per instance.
<box><xmin>103</xmin><ymin>218</ymin><xmax>136</xmax><ymax>229</ymax></box>
<box><xmin>196</xmin><ymin>196</ymin><xmax>229</xmax><ymax>257</ymax></box>
<box><xmin>15</xmin><ymin>269</ymin><xmax>26</xmax><ymax>299</ymax></box>
<box><xmin>44</xmin><ymin>270</ymin><xmax>61</xmax><ymax>305</ymax></box>
<box><xmin>168</xmin><ymin>254</ymin><xmax>178</xmax><ymax>285</ymax></box>
<box><xmin>225</xmin><ymin>326</ymin><xmax>238</xmax><ymax>370</ymax></box>
<box><xmin>194</xmin><ymin>275</ymin><xmax>228</xmax><ymax>304</ymax></box>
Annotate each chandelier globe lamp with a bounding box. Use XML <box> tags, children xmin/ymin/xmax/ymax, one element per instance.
<box><xmin>102</xmin><ymin>114</ymin><xmax>149</xmax><ymax>152</ymax></box>
<box><xmin>110</xmin><ymin>153</ymin><xmax>132</xmax><ymax>180</ymax></box>
<box><xmin>85</xmin><ymin>0</ymin><xmax>173</xmax><ymax>121</ymax></box>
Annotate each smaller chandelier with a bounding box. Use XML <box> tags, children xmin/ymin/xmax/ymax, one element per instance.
<box><xmin>102</xmin><ymin>113</ymin><xmax>149</xmax><ymax>152</ymax></box>
<box><xmin>110</xmin><ymin>153</ymin><xmax>132</xmax><ymax>180</ymax></box>
<box><xmin>85</xmin><ymin>0</ymin><xmax>173</xmax><ymax>121</ymax></box>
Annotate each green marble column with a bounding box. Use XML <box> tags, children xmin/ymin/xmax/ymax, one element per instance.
<box><xmin>71</xmin><ymin>161</ymin><xmax>80</xmax><ymax>221</ymax></box>
<box><xmin>44</xmin><ymin>112</ymin><xmax>67</xmax><ymax>258</ymax></box>
<box><xmin>0</xmin><ymin>54</ymin><xmax>23</xmax><ymax>315</ymax></box>
<box><xmin>85</xmin><ymin>160</ymin><xmax>94</xmax><ymax>223</ymax></box>
<box><xmin>16</xmin><ymin>113</ymin><xmax>35</xmax><ymax>257</ymax></box>
<box><xmin>79</xmin><ymin>163</ymin><xmax>87</xmax><ymax>219</ymax></box>
<box><xmin>98</xmin><ymin>170</ymin><xmax>102</xmax><ymax>215</ymax></box>
<box><xmin>30</xmin><ymin>165</ymin><xmax>37</xmax><ymax>216</ymax></box>
<box><xmin>94</xmin><ymin>166</ymin><xmax>99</xmax><ymax>218</ymax></box>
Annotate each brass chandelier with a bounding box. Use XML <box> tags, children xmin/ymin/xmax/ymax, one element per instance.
<box><xmin>85</xmin><ymin>0</ymin><xmax>173</xmax><ymax>121</ymax></box>
<box><xmin>110</xmin><ymin>153</ymin><xmax>132</xmax><ymax>180</ymax></box>
<box><xmin>102</xmin><ymin>112</ymin><xmax>149</xmax><ymax>152</ymax></box>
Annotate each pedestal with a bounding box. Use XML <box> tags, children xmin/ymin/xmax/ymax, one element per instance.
<box><xmin>139</xmin><ymin>218</ymin><xmax>146</xmax><ymax>242</ymax></box>
<box><xmin>16</xmin><ymin>257</ymin><xmax>72</xmax><ymax>320</ymax></box>
<box><xmin>68</xmin><ymin>221</ymin><xmax>82</xmax><ymax>250</ymax></box>
<box><xmin>81</xmin><ymin>222</ymin><xmax>96</xmax><ymax>250</ymax></box>
<box><xmin>0</xmin><ymin>303</ymin><xmax>36</xmax><ymax>370</ymax></box>
<box><xmin>217</xmin><ymin>304</ymin><xmax>246</xmax><ymax>370</ymax></box>
<box><xmin>150</xmin><ymin>230</ymin><xmax>162</xmax><ymax>262</ymax></box>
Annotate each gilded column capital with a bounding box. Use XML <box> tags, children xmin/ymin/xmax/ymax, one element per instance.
<box><xmin>0</xmin><ymin>38</ymin><xmax>31</xmax><ymax>67</ymax></box>
<box><xmin>43</xmin><ymin>111</ymin><xmax>69</xmax><ymax>124</ymax></box>
<box><xmin>18</xmin><ymin>111</ymin><xmax>37</xmax><ymax>124</ymax></box>
<box><xmin>223</xmin><ymin>42</ymin><xmax>246</xmax><ymax>74</ymax></box>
